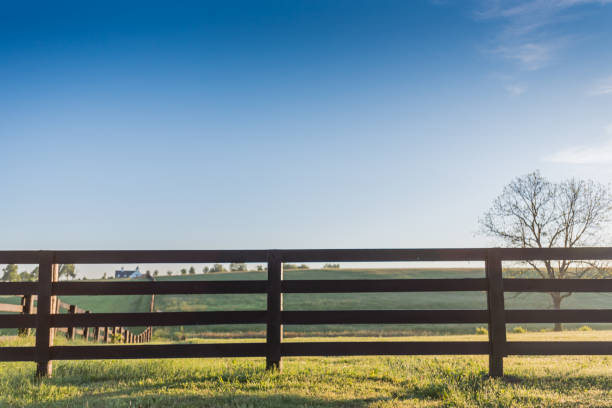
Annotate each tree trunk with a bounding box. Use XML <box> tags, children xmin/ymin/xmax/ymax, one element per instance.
<box><xmin>551</xmin><ymin>292</ymin><xmax>562</xmax><ymax>332</ymax></box>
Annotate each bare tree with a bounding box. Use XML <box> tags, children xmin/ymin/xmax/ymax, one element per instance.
<box><xmin>480</xmin><ymin>171</ymin><xmax>612</xmax><ymax>331</ymax></box>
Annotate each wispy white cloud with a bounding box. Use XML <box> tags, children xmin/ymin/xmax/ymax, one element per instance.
<box><xmin>476</xmin><ymin>0</ymin><xmax>611</xmax><ymax>71</ymax></box>
<box><xmin>589</xmin><ymin>75</ymin><xmax>612</xmax><ymax>96</ymax></box>
<box><xmin>545</xmin><ymin>125</ymin><xmax>612</xmax><ymax>164</ymax></box>
<box><xmin>494</xmin><ymin>43</ymin><xmax>554</xmax><ymax>71</ymax></box>
<box><xmin>545</xmin><ymin>140</ymin><xmax>612</xmax><ymax>164</ymax></box>
<box><xmin>504</xmin><ymin>83</ymin><xmax>527</xmax><ymax>96</ymax></box>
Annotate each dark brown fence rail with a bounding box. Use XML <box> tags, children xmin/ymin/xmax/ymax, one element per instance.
<box><xmin>1</xmin><ymin>248</ymin><xmax>612</xmax><ymax>377</ymax></box>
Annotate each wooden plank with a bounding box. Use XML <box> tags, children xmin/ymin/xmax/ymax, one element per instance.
<box><xmin>82</xmin><ymin>311</ymin><xmax>90</xmax><ymax>340</ymax></box>
<box><xmin>0</xmin><ymin>347</ymin><xmax>36</xmax><ymax>362</ymax></box>
<box><xmin>498</xmin><ymin>247</ymin><xmax>612</xmax><ymax>261</ymax></box>
<box><xmin>279</xmin><ymin>248</ymin><xmax>488</xmax><ymax>262</ymax></box>
<box><xmin>2</xmin><ymin>247</ymin><xmax>612</xmax><ymax>265</ymax></box>
<box><xmin>51</xmin><ymin>311</ymin><xmax>268</xmax><ymax>327</ymax></box>
<box><xmin>22</xmin><ymin>294</ymin><xmax>35</xmax><ymax>336</ymax></box>
<box><xmin>506</xmin><ymin>310</ymin><xmax>612</xmax><ymax>323</ymax></box>
<box><xmin>67</xmin><ymin>305</ymin><xmax>76</xmax><ymax>340</ymax></box>
<box><xmin>282</xmin><ymin>279</ymin><xmax>487</xmax><ymax>293</ymax></box>
<box><xmin>53</xmin><ymin>280</ymin><xmax>267</xmax><ymax>295</ymax></box>
<box><xmin>17</xmin><ymin>296</ymin><xmax>27</xmax><ymax>335</ymax></box>
<box><xmin>35</xmin><ymin>254</ymin><xmax>57</xmax><ymax>377</ymax></box>
<box><xmin>486</xmin><ymin>249</ymin><xmax>506</xmax><ymax>378</ymax></box>
<box><xmin>53</xmin><ymin>250</ymin><xmax>268</xmax><ymax>264</ymax></box>
<box><xmin>266</xmin><ymin>252</ymin><xmax>283</xmax><ymax>370</ymax></box>
<box><xmin>0</xmin><ymin>282</ymin><xmax>38</xmax><ymax>295</ymax></box>
<box><xmin>281</xmin><ymin>341</ymin><xmax>489</xmax><ymax>356</ymax></box>
<box><xmin>50</xmin><ymin>343</ymin><xmax>267</xmax><ymax>360</ymax></box>
<box><xmin>506</xmin><ymin>342</ymin><xmax>612</xmax><ymax>355</ymax></box>
<box><xmin>503</xmin><ymin>279</ymin><xmax>612</xmax><ymax>292</ymax></box>
<box><xmin>0</xmin><ymin>251</ymin><xmax>41</xmax><ymax>264</ymax></box>
<box><xmin>0</xmin><ymin>315</ymin><xmax>37</xmax><ymax>328</ymax></box>
<box><xmin>0</xmin><ymin>303</ymin><xmax>24</xmax><ymax>313</ymax></box>
<box><xmin>282</xmin><ymin>310</ymin><xmax>488</xmax><ymax>324</ymax></box>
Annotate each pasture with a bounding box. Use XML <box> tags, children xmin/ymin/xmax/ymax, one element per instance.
<box><xmin>7</xmin><ymin>267</ymin><xmax>609</xmax><ymax>338</ymax></box>
<box><xmin>2</xmin><ymin>331</ymin><xmax>612</xmax><ymax>407</ymax></box>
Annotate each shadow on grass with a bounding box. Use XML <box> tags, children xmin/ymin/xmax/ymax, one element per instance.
<box><xmin>13</xmin><ymin>391</ymin><xmax>408</xmax><ymax>408</ymax></box>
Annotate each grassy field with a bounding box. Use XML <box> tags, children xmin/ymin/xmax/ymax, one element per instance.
<box><xmin>0</xmin><ymin>290</ymin><xmax>152</xmax><ymax>336</ymax></box>
<box><xmin>2</xmin><ymin>331</ymin><xmax>612</xmax><ymax>407</ymax></box>
<box><xmin>4</xmin><ymin>268</ymin><xmax>612</xmax><ymax>338</ymax></box>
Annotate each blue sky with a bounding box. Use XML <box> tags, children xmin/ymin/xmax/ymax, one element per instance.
<box><xmin>2</xmin><ymin>1</ymin><xmax>612</xmax><ymax>275</ymax></box>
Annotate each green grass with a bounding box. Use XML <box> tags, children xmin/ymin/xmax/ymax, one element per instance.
<box><xmin>4</xmin><ymin>268</ymin><xmax>612</xmax><ymax>338</ymax></box>
<box><xmin>3</xmin><ymin>331</ymin><xmax>612</xmax><ymax>407</ymax></box>
<box><xmin>141</xmin><ymin>268</ymin><xmax>612</xmax><ymax>337</ymax></box>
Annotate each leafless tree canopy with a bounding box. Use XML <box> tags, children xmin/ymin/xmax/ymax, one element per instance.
<box><xmin>481</xmin><ymin>172</ymin><xmax>611</xmax><ymax>252</ymax></box>
<box><xmin>480</xmin><ymin>171</ymin><xmax>612</xmax><ymax>329</ymax></box>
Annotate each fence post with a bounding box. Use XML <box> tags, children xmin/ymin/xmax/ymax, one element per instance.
<box><xmin>94</xmin><ymin>326</ymin><xmax>100</xmax><ymax>342</ymax></box>
<box><xmin>486</xmin><ymin>249</ymin><xmax>507</xmax><ymax>377</ymax></box>
<box><xmin>20</xmin><ymin>295</ymin><xmax>34</xmax><ymax>336</ymax></box>
<box><xmin>266</xmin><ymin>251</ymin><xmax>283</xmax><ymax>370</ymax></box>
<box><xmin>35</xmin><ymin>252</ymin><xmax>58</xmax><ymax>377</ymax></box>
<box><xmin>18</xmin><ymin>296</ymin><xmax>26</xmax><ymax>336</ymax></box>
<box><xmin>67</xmin><ymin>305</ymin><xmax>76</xmax><ymax>340</ymax></box>
<box><xmin>104</xmin><ymin>327</ymin><xmax>109</xmax><ymax>343</ymax></box>
<box><xmin>83</xmin><ymin>311</ymin><xmax>90</xmax><ymax>340</ymax></box>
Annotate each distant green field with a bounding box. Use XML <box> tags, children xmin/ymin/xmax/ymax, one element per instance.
<box><xmin>4</xmin><ymin>268</ymin><xmax>612</xmax><ymax>338</ymax></box>
<box><xmin>0</xmin><ymin>285</ymin><xmax>152</xmax><ymax>336</ymax></box>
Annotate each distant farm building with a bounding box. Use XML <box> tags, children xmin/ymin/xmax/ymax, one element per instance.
<box><xmin>115</xmin><ymin>266</ymin><xmax>142</xmax><ymax>279</ymax></box>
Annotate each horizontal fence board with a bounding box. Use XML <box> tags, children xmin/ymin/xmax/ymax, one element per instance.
<box><xmin>3</xmin><ymin>247</ymin><xmax>612</xmax><ymax>265</ymax></box>
<box><xmin>0</xmin><ymin>303</ymin><xmax>23</xmax><ymax>313</ymax></box>
<box><xmin>51</xmin><ymin>311</ymin><xmax>268</xmax><ymax>327</ymax></box>
<box><xmin>279</xmin><ymin>248</ymin><xmax>488</xmax><ymax>262</ymax></box>
<box><xmin>53</xmin><ymin>280</ymin><xmax>268</xmax><ymax>295</ymax></box>
<box><xmin>0</xmin><ymin>315</ymin><xmax>37</xmax><ymax>328</ymax></box>
<box><xmin>0</xmin><ymin>347</ymin><xmax>36</xmax><ymax>361</ymax></box>
<box><xmin>282</xmin><ymin>341</ymin><xmax>489</xmax><ymax>356</ymax></box>
<box><xmin>0</xmin><ymin>251</ymin><xmax>41</xmax><ymax>264</ymax></box>
<box><xmin>282</xmin><ymin>279</ymin><xmax>487</xmax><ymax>293</ymax></box>
<box><xmin>498</xmin><ymin>247</ymin><xmax>612</xmax><ymax>261</ymax></box>
<box><xmin>503</xmin><ymin>279</ymin><xmax>612</xmax><ymax>292</ymax></box>
<box><xmin>53</xmin><ymin>250</ymin><xmax>268</xmax><ymax>264</ymax></box>
<box><xmin>50</xmin><ymin>343</ymin><xmax>267</xmax><ymax>360</ymax></box>
<box><xmin>506</xmin><ymin>309</ymin><xmax>612</xmax><ymax>323</ymax></box>
<box><xmin>282</xmin><ymin>310</ymin><xmax>488</xmax><ymax>324</ymax></box>
<box><xmin>0</xmin><ymin>282</ymin><xmax>38</xmax><ymax>295</ymax></box>
<box><xmin>507</xmin><ymin>342</ymin><xmax>612</xmax><ymax>355</ymax></box>
<box><xmin>4</xmin><ymin>247</ymin><xmax>612</xmax><ymax>265</ymax></box>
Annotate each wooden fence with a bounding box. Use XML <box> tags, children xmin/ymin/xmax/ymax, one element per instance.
<box><xmin>1</xmin><ymin>248</ymin><xmax>612</xmax><ymax>378</ymax></box>
<box><xmin>0</xmin><ymin>295</ymin><xmax>151</xmax><ymax>343</ymax></box>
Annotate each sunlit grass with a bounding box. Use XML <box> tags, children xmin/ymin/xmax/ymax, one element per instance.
<box><xmin>2</xmin><ymin>330</ymin><xmax>612</xmax><ymax>407</ymax></box>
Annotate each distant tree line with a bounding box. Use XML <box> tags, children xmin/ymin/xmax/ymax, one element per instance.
<box><xmin>1</xmin><ymin>264</ymin><xmax>77</xmax><ymax>282</ymax></box>
<box><xmin>94</xmin><ymin>262</ymin><xmax>344</xmax><ymax>280</ymax></box>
